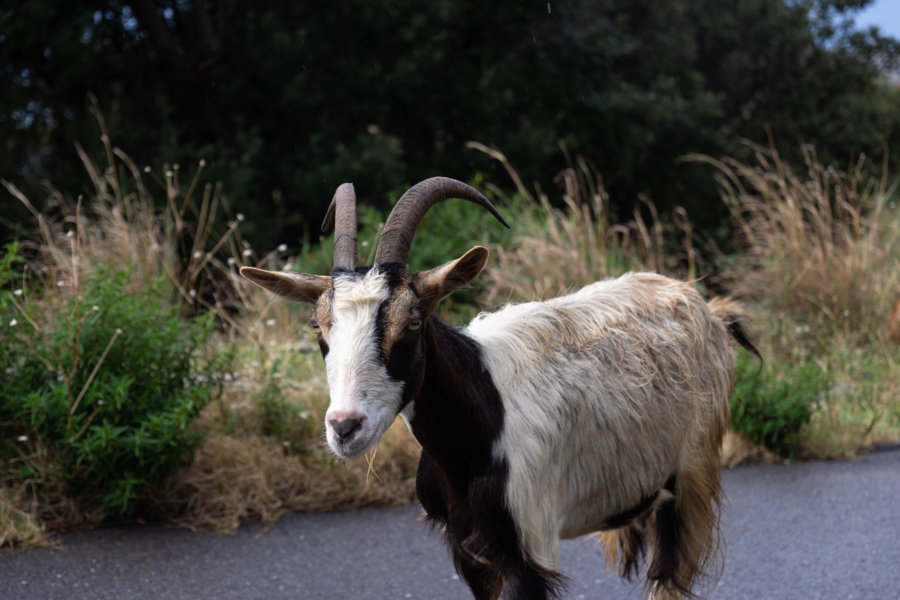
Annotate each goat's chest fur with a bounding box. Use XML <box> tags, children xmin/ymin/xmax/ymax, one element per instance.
<box><xmin>449</xmin><ymin>272</ymin><xmax>735</xmax><ymax>570</ymax></box>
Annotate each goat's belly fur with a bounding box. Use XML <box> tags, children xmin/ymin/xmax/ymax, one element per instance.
<box><xmin>465</xmin><ymin>272</ymin><xmax>734</xmax><ymax>570</ymax></box>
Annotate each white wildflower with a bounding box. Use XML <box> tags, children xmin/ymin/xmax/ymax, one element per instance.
<box><xmin>13</xmin><ymin>289</ymin><xmax>23</xmax><ymax>296</ymax></box>
<box><xmin>277</xmin><ymin>244</ymin><xmax>287</xmax><ymax>252</ymax></box>
<box><xmin>17</xmin><ymin>435</ymin><xmax>28</xmax><ymax>443</ymax></box>
<box><xmin>265</xmin><ymin>318</ymin><xmax>276</xmax><ymax>327</ymax></box>
<box><xmin>8</xmin><ymin>318</ymin><xmax>17</xmax><ymax>326</ymax></box>
<box><xmin>242</xmin><ymin>249</ymin><xmax>252</xmax><ymax>257</ymax></box>
<box><xmin>189</xmin><ymin>289</ymin><xmax>197</xmax><ymax>298</ymax></box>
<box><xmin>236</xmin><ymin>213</ymin><xmax>245</xmax><ymax>222</ymax></box>
<box><xmin>298</xmin><ymin>410</ymin><xmax>310</xmax><ymax>420</ymax></box>
<box><xmin>92</xmin><ymin>305</ymin><xmax>99</xmax><ymax>311</ymax></box>
<box><xmin>193</xmin><ymin>250</ymin><xmax>203</xmax><ymax>259</ymax></box>
<box><xmin>227</xmin><ymin>257</ymin><xmax>236</xmax><ymax>266</ymax></box>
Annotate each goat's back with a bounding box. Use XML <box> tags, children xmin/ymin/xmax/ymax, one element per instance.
<box><xmin>464</xmin><ymin>272</ymin><xmax>735</xmax><ymax>569</ymax></box>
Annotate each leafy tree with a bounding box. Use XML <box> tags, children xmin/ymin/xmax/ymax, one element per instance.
<box><xmin>2</xmin><ymin>0</ymin><xmax>898</xmax><ymax>249</ymax></box>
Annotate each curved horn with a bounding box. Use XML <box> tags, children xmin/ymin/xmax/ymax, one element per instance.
<box><xmin>374</xmin><ymin>177</ymin><xmax>509</xmax><ymax>266</ymax></box>
<box><xmin>321</xmin><ymin>183</ymin><xmax>358</xmax><ymax>270</ymax></box>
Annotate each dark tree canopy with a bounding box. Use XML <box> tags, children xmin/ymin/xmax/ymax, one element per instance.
<box><xmin>2</xmin><ymin>0</ymin><xmax>899</xmax><ymax>247</ymax></box>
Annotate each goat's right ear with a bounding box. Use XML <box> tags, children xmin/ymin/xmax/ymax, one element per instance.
<box><xmin>240</xmin><ymin>267</ymin><xmax>330</xmax><ymax>304</ymax></box>
<box><xmin>415</xmin><ymin>246</ymin><xmax>489</xmax><ymax>314</ymax></box>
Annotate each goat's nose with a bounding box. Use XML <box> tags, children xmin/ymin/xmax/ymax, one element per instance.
<box><xmin>329</xmin><ymin>417</ymin><xmax>363</xmax><ymax>442</ymax></box>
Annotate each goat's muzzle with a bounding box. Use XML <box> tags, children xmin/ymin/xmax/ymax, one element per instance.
<box><xmin>329</xmin><ymin>415</ymin><xmax>364</xmax><ymax>443</ymax></box>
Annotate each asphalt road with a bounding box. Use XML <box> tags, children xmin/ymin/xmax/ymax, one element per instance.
<box><xmin>2</xmin><ymin>448</ymin><xmax>899</xmax><ymax>600</ymax></box>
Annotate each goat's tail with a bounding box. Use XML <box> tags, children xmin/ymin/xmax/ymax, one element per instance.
<box><xmin>707</xmin><ymin>297</ymin><xmax>761</xmax><ymax>363</ymax></box>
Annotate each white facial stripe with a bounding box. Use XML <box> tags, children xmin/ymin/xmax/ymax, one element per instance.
<box><xmin>324</xmin><ymin>269</ymin><xmax>405</xmax><ymax>457</ymax></box>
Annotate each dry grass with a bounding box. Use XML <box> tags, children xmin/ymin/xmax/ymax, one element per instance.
<box><xmin>0</xmin><ymin>488</ymin><xmax>55</xmax><ymax>550</ymax></box>
<box><xmin>689</xmin><ymin>142</ymin><xmax>900</xmax><ymax>455</ymax></box>
<box><xmin>151</xmin><ymin>421</ymin><xmax>420</xmax><ymax>533</ymax></box>
<box><xmin>147</xmin><ymin>332</ymin><xmax>421</xmax><ymax>533</ymax></box>
<box><xmin>688</xmin><ymin>143</ymin><xmax>900</xmax><ymax>342</ymax></box>
<box><xmin>468</xmin><ymin>143</ymin><xmax>698</xmax><ymax>305</ymax></box>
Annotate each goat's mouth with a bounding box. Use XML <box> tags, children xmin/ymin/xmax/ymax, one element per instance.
<box><xmin>329</xmin><ymin>437</ymin><xmax>374</xmax><ymax>460</ymax></box>
<box><xmin>326</xmin><ymin>423</ymin><xmax>384</xmax><ymax>460</ymax></box>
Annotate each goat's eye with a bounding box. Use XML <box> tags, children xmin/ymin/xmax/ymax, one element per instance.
<box><xmin>408</xmin><ymin>318</ymin><xmax>422</xmax><ymax>331</ymax></box>
<box><xmin>309</xmin><ymin>318</ymin><xmax>321</xmax><ymax>332</ymax></box>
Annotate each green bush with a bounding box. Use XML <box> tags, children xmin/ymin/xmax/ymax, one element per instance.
<box><xmin>731</xmin><ymin>351</ymin><xmax>830</xmax><ymax>458</ymax></box>
<box><xmin>1</xmin><ymin>247</ymin><xmax>229</xmax><ymax>516</ymax></box>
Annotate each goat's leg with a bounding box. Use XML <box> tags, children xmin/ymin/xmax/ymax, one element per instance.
<box><xmin>646</xmin><ymin>457</ymin><xmax>724</xmax><ymax>599</ymax></box>
<box><xmin>451</xmin><ymin>544</ymin><xmax>504</xmax><ymax>600</ymax></box>
<box><xmin>497</xmin><ymin>561</ymin><xmax>565</xmax><ymax>600</ymax></box>
<box><xmin>598</xmin><ymin>520</ymin><xmax>648</xmax><ymax>581</ymax></box>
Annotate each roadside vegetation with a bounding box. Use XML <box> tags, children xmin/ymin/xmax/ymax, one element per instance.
<box><xmin>2</xmin><ymin>122</ymin><xmax>898</xmax><ymax>548</ymax></box>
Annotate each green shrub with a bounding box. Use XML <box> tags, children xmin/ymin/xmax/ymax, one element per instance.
<box><xmin>731</xmin><ymin>351</ymin><xmax>830</xmax><ymax>458</ymax></box>
<box><xmin>1</xmin><ymin>248</ymin><xmax>229</xmax><ymax>516</ymax></box>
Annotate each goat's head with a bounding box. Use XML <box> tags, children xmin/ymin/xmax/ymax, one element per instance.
<box><xmin>240</xmin><ymin>177</ymin><xmax>508</xmax><ymax>459</ymax></box>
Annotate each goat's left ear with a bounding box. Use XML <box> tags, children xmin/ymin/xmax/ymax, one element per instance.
<box><xmin>239</xmin><ymin>267</ymin><xmax>330</xmax><ymax>304</ymax></box>
<box><xmin>415</xmin><ymin>246</ymin><xmax>489</xmax><ymax>314</ymax></box>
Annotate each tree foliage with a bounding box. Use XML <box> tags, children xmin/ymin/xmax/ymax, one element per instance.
<box><xmin>2</xmin><ymin>0</ymin><xmax>898</xmax><ymax>248</ymax></box>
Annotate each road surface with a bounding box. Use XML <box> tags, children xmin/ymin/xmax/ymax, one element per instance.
<box><xmin>2</xmin><ymin>448</ymin><xmax>899</xmax><ymax>599</ymax></box>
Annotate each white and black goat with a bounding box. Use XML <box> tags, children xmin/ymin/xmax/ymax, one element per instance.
<box><xmin>241</xmin><ymin>178</ymin><xmax>758</xmax><ymax>600</ymax></box>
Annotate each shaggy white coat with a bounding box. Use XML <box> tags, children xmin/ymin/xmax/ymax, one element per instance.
<box><xmin>465</xmin><ymin>272</ymin><xmax>734</xmax><ymax>571</ymax></box>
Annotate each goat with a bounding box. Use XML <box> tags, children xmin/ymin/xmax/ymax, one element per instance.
<box><xmin>240</xmin><ymin>177</ymin><xmax>758</xmax><ymax>600</ymax></box>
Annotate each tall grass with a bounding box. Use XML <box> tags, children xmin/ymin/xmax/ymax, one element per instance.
<box><xmin>690</xmin><ymin>143</ymin><xmax>900</xmax><ymax>454</ymax></box>
<box><xmin>690</xmin><ymin>143</ymin><xmax>900</xmax><ymax>341</ymax></box>
<box><xmin>467</xmin><ymin>143</ymin><xmax>699</xmax><ymax>305</ymax></box>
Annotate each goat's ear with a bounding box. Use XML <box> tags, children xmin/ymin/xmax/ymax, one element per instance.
<box><xmin>240</xmin><ymin>267</ymin><xmax>330</xmax><ymax>304</ymax></box>
<box><xmin>415</xmin><ymin>246</ymin><xmax>489</xmax><ymax>314</ymax></box>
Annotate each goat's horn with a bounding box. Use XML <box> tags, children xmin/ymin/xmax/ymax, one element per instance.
<box><xmin>321</xmin><ymin>183</ymin><xmax>358</xmax><ymax>270</ymax></box>
<box><xmin>374</xmin><ymin>177</ymin><xmax>509</xmax><ymax>266</ymax></box>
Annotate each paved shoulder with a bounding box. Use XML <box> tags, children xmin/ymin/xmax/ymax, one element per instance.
<box><xmin>2</xmin><ymin>449</ymin><xmax>898</xmax><ymax>599</ymax></box>
<box><xmin>713</xmin><ymin>447</ymin><xmax>900</xmax><ymax>600</ymax></box>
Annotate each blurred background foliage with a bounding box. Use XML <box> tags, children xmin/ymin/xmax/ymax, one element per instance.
<box><xmin>2</xmin><ymin>0</ymin><xmax>899</xmax><ymax>250</ymax></box>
